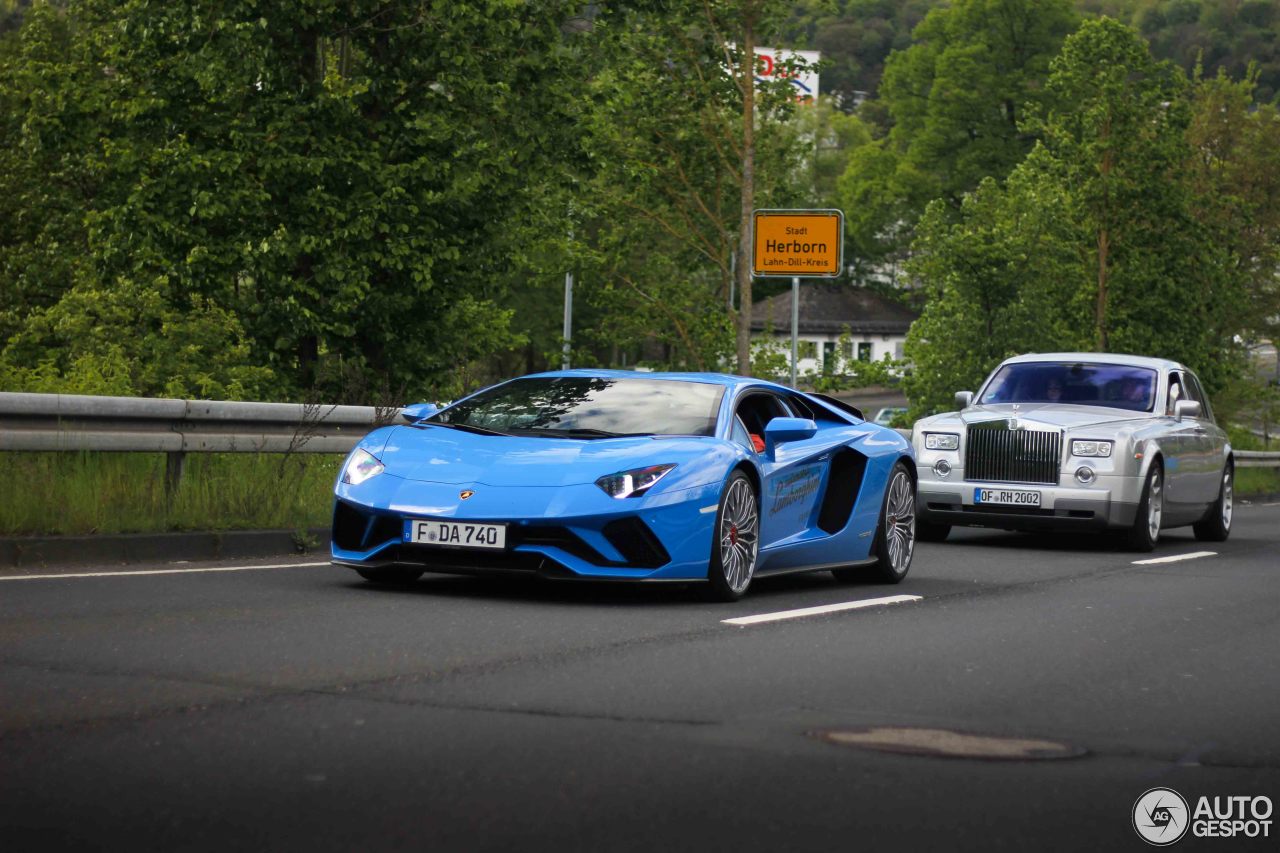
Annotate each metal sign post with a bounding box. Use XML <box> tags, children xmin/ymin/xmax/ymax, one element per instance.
<box><xmin>750</xmin><ymin>209</ymin><xmax>844</xmax><ymax>388</ymax></box>
<box><xmin>791</xmin><ymin>276</ymin><xmax>800</xmax><ymax>388</ymax></box>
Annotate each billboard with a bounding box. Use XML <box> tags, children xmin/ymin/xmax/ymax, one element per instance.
<box><xmin>755</xmin><ymin>47</ymin><xmax>819</xmax><ymax>103</ymax></box>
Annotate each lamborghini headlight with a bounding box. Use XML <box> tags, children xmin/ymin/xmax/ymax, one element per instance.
<box><xmin>341</xmin><ymin>448</ymin><xmax>385</xmax><ymax>485</ymax></box>
<box><xmin>595</xmin><ymin>463</ymin><xmax>676</xmax><ymax>499</ymax></box>
<box><xmin>1071</xmin><ymin>440</ymin><xmax>1113</xmax><ymax>458</ymax></box>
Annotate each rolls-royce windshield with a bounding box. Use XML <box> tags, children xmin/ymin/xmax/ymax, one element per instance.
<box><xmin>979</xmin><ymin>362</ymin><xmax>1158</xmax><ymax>412</ymax></box>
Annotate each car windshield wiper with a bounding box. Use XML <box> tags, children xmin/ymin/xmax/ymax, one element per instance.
<box><xmin>524</xmin><ymin>427</ymin><xmax>651</xmax><ymax>439</ymax></box>
<box><xmin>415</xmin><ymin>421</ymin><xmax>511</xmax><ymax>437</ymax></box>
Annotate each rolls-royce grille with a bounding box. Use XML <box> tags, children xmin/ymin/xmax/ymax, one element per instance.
<box><xmin>965</xmin><ymin>423</ymin><xmax>1062</xmax><ymax>485</ymax></box>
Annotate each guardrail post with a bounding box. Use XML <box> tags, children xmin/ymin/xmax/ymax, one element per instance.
<box><xmin>165</xmin><ymin>451</ymin><xmax>186</xmax><ymax>499</ymax></box>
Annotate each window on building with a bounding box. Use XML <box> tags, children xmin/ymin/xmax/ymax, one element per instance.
<box><xmin>797</xmin><ymin>341</ymin><xmax>817</xmax><ymax>360</ymax></box>
<box><xmin>857</xmin><ymin>342</ymin><xmax>873</xmax><ymax>361</ymax></box>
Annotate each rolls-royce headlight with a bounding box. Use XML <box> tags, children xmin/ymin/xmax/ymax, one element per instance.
<box><xmin>1071</xmin><ymin>440</ymin><xmax>1113</xmax><ymax>458</ymax></box>
<box><xmin>341</xmin><ymin>448</ymin><xmax>385</xmax><ymax>485</ymax></box>
<box><xmin>924</xmin><ymin>433</ymin><xmax>960</xmax><ymax>451</ymax></box>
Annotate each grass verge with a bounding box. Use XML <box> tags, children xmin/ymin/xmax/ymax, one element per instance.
<box><xmin>6</xmin><ymin>451</ymin><xmax>340</xmax><ymax>537</ymax></box>
<box><xmin>1237</xmin><ymin>466</ymin><xmax>1280</xmax><ymax>499</ymax></box>
<box><xmin>1227</xmin><ymin>427</ymin><xmax>1280</xmax><ymax>498</ymax></box>
<box><xmin>4</xmin><ymin>448</ymin><xmax>1277</xmax><ymax>538</ymax></box>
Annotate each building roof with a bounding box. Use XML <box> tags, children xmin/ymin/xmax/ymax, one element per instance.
<box><xmin>749</xmin><ymin>284</ymin><xmax>918</xmax><ymax>336</ymax></box>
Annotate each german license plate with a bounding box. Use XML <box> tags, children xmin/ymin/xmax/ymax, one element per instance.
<box><xmin>974</xmin><ymin>488</ymin><xmax>1041</xmax><ymax>507</ymax></box>
<box><xmin>405</xmin><ymin>519</ymin><xmax>507</xmax><ymax>550</ymax></box>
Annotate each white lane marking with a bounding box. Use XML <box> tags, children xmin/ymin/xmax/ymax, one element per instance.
<box><xmin>1132</xmin><ymin>551</ymin><xmax>1217</xmax><ymax>566</ymax></box>
<box><xmin>0</xmin><ymin>561</ymin><xmax>329</xmax><ymax>581</ymax></box>
<box><xmin>722</xmin><ymin>594</ymin><xmax>922</xmax><ymax>626</ymax></box>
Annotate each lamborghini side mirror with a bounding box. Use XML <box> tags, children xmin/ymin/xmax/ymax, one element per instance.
<box><xmin>401</xmin><ymin>402</ymin><xmax>440</xmax><ymax>422</ymax></box>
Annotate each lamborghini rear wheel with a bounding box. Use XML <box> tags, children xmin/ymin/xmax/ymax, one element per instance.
<box><xmin>834</xmin><ymin>461</ymin><xmax>915</xmax><ymax>585</ymax></box>
<box><xmin>702</xmin><ymin>471</ymin><xmax>759</xmax><ymax>602</ymax></box>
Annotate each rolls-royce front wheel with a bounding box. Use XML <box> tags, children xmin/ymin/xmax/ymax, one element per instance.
<box><xmin>1193</xmin><ymin>461</ymin><xmax>1233</xmax><ymax>542</ymax></box>
<box><xmin>1126</xmin><ymin>463</ymin><xmax>1163</xmax><ymax>552</ymax></box>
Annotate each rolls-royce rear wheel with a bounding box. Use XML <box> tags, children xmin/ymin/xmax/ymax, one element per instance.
<box><xmin>1125</xmin><ymin>463</ymin><xmax>1163</xmax><ymax>553</ymax></box>
<box><xmin>1193</xmin><ymin>461</ymin><xmax>1233</xmax><ymax>542</ymax></box>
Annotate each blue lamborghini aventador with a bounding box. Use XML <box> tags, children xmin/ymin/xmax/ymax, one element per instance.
<box><xmin>331</xmin><ymin>371</ymin><xmax>917</xmax><ymax>600</ymax></box>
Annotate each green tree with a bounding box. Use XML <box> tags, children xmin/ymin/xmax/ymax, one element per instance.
<box><xmin>902</xmin><ymin>159</ymin><xmax>1081</xmax><ymax>414</ymax></box>
<box><xmin>1031</xmin><ymin>15</ymin><xmax>1202</xmax><ymax>355</ymax></box>
<box><xmin>780</xmin><ymin>0</ymin><xmax>937</xmax><ymax>109</ymax></box>
<box><xmin>0</xmin><ymin>0</ymin><xmax>596</xmax><ymax>401</ymax></box>
<box><xmin>904</xmin><ymin>18</ymin><xmax>1247</xmax><ymax>415</ymax></box>
<box><xmin>1185</xmin><ymin>67</ymin><xmax>1280</xmax><ymax>348</ymax></box>
<box><xmin>554</xmin><ymin>1</ymin><xmax>810</xmax><ymax>375</ymax></box>
<box><xmin>837</xmin><ymin>0</ymin><xmax>1078</xmax><ymax>271</ymax></box>
<box><xmin>1134</xmin><ymin>0</ymin><xmax>1280</xmax><ymax>104</ymax></box>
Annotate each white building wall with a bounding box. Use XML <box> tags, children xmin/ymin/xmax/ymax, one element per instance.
<box><xmin>751</xmin><ymin>331</ymin><xmax>908</xmax><ymax>375</ymax></box>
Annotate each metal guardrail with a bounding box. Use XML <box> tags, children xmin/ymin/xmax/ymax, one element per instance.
<box><xmin>0</xmin><ymin>392</ymin><xmax>390</xmax><ymax>453</ymax></box>
<box><xmin>0</xmin><ymin>392</ymin><xmax>398</xmax><ymax>492</ymax></box>
<box><xmin>2</xmin><ymin>392</ymin><xmax>1277</xmax><ymax>468</ymax></box>
<box><xmin>1236</xmin><ymin>450</ymin><xmax>1280</xmax><ymax>468</ymax></box>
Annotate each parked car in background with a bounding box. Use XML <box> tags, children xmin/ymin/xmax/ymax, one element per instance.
<box><xmin>873</xmin><ymin>407</ymin><xmax>909</xmax><ymax>427</ymax></box>
<box><xmin>332</xmin><ymin>371</ymin><xmax>918</xmax><ymax>599</ymax></box>
<box><xmin>911</xmin><ymin>353</ymin><xmax>1233</xmax><ymax>551</ymax></box>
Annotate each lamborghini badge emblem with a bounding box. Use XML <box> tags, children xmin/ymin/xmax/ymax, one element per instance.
<box><xmin>459</xmin><ymin>490</ymin><xmax>475</xmax><ymax>500</ymax></box>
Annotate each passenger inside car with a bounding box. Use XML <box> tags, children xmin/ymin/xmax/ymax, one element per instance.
<box><xmin>734</xmin><ymin>394</ymin><xmax>792</xmax><ymax>454</ymax></box>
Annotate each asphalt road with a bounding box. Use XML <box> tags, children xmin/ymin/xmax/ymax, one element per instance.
<box><xmin>2</xmin><ymin>504</ymin><xmax>1279</xmax><ymax>851</ymax></box>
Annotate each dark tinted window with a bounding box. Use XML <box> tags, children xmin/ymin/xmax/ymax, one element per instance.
<box><xmin>979</xmin><ymin>362</ymin><xmax>1158</xmax><ymax>412</ymax></box>
<box><xmin>735</xmin><ymin>392</ymin><xmax>793</xmax><ymax>437</ymax></box>
<box><xmin>430</xmin><ymin>377</ymin><xmax>724</xmax><ymax>437</ymax></box>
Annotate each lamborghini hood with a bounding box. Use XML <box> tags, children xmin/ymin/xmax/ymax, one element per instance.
<box><xmin>374</xmin><ymin>425</ymin><xmax>719</xmax><ymax>487</ymax></box>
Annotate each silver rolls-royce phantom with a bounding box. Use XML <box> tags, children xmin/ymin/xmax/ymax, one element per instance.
<box><xmin>912</xmin><ymin>353</ymin><xmax>1233</xmax><ymax>551</ymax></box>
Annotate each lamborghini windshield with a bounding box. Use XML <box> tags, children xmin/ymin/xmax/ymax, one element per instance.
<box><xmin>978</xmin><ymin>362</ymin><xmax>1158</xmax><ymax>412</ymax></box>
<box><xmin>427</xmin><ymin>376</ymin><xmax>724</xmax><ymax>437</ymax></box>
